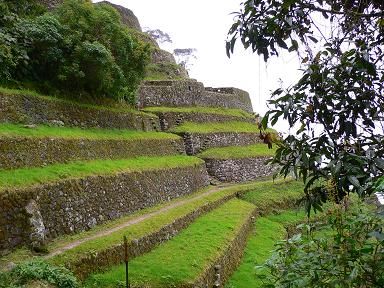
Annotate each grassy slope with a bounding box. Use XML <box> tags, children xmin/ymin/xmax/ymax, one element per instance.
<box><xmin>85</xmin><ymin>199</ymin><xmax>255</xmax><ymax>288</ymax></box>
<box><xmin>0</xmin><ymin>155</ymin><xmax>203</xmax><ymax>192</ymax></box>
<box><xmin>0</xmin><ymin>123</ymin><xmax>178</xmax><ymax>140</ymax></box>
<box><xmin>142</xmin><ymin>106</ymin><xmax>254</xmax><ymax>119</ymax></box>
<box><xmin>225</xmin><ymin>210</ymin><xmax>307</xmax><ymax>288</ymax></box>
<box><xmin>0</xmin><ymin>87</ymin><xmax>155</xmax><ymax>117</ymax></box>
<box><xmin>197</xmin><ymin>144</ymin><xmax>275</xmax><ymax>159</ymax></box>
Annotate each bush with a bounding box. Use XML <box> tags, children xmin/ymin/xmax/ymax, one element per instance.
<box><xmin>0</xmin><ymin>0</ymin><xmax>150</xmax><ymax>104</ymax></box>
<box><xmin>0</xmin><ymin>260</ymin><xmax>79</xmax><ymax>288</ymax></box>
<box><xmin>259</xmin><ymin>203</ymin><xmax>384</xmax><ymax>287</ymax></box>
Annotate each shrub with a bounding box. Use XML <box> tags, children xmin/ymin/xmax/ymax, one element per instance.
<box><xmin>259</xmin><ymin>203</ymin><xmax>384</xmax><ymax>287</ymax></box>
<box><xmin>0</xmin><ymin>260</ymin><xmax>79</xmax><ymax>288</ymax></box>
<box><xmin>0</xmin><ymin>0</ymin><xmax>150</xmax><ymax>104</ymax></box>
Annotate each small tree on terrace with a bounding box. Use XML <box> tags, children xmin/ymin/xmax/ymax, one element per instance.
<box><xmin>227</xmin><ymin>0</ymin><xmax>384</xmax><ymax>214</ymax></box>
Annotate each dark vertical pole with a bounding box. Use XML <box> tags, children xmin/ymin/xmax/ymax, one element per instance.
<box><xmin>124</xmin><ymin>236</ymin><xmax>129</xmax><ymax>288</ymax></box>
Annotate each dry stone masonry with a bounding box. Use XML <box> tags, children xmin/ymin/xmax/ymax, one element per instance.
<box><xmin>138</xmin><ymin>80</ymin><xmax>253</xmax><ymax>112</ymax></box>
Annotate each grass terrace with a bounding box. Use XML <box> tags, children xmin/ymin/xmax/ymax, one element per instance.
<box><xmin>225</xmin><ymin>210</ymin><xmax>307</xmax><ymax>288</ymax></box>
<box><xmin>0</xmin><ymin>155</ymin><xmax>203</xmax><ymax>192</ymax></box>
<box><xmin>0</xmin><ymin>87</ymin><xmax>155</xmax><ymax>117</ymax></box>
<box><xmin>142</xmin><ymin>106</ymin><xmax>255</xmax><ymax>119</ymax></box>
<box><xmin>85</xmin><ymin>199</ymin><xmax>255</xmax><ymax>288</ymax></box>
<box><xmin>197</xmin><ymin>144</ymin><xmax>276</xmax><ymax>159</ymax></box>
<box><xmin>170</xmin><ymin>121</ymin><xmax>277</xmax><ymax>134</ymax></box>
<box><xmin>0</xmin><ymin>123</ymin><xmax>179</xmax><ymax>140</ymax></box>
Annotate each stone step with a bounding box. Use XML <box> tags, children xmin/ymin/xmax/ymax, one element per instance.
<box><xmin>0</xmin><ymin>88</ymin><xmax>159</xmax><ymax>131</ymax></box>
<box><xmin>198</xmin><ymin>144</ymin><xmax>278</xmax><ymax>183</ymax></box>
<box><xmin>142</xmin><ymin>106</ymin><xmax>256</xmax><ymax>131</ymax></box>
<box><xmin>0</xmin><ymin>123</ymin><xmax>184</xmax><ymax>170</ymax></box>
<box><xmin>85</xmin><ymin>198</ymin><xmax>256</xmax><ymax>288</ymax></box>
<box><xmin>0</xmin><ymin>156</ymin><xmax>209</xmax><ymax>252</ymax></box>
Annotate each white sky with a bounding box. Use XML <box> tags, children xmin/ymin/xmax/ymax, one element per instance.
<box><xmin>94</xmin><ymin>0</ymin><xmax>302</xmax><ymax>117</ymax></box>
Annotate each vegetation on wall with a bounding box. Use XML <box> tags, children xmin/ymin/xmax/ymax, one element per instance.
<box><xmin>227</xmin><ymin>0</ymin><xmax>384</xmax><ymax>213</ymax></box>
<box><xmin>0</xmin><ymin>0</ymin><xmax>150</xmax><ymax>104</ymax></box>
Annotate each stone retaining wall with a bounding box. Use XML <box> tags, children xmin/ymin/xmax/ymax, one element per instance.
<box><xmin>153</xmin><ymin>111</ymin><xmax>254</xmax><ymax>131</ymax></box>
<box><xmin>192</xmin><ymin>208</ymin><xmax>257</xmax><ymax>288</ymax></box>
<box><xmin>0</xmin><ymin>164</ymin><xmax>209</xmax><ymax>252</ymax></box>
<box><xmin>179</xmin><ymin>132</ymin><xmax>262</xmax><ymax>155</ymax></box>
<box><xmin>204</xmin><ymin>157</ymin><xmax>278</xmax><ymax>183</ymax></box>
<box><xmin>0</xmin><ymin>137</ymin><xmax>185</xmax><ymax>170</ymax></box>
<box><xmin>0</xmin><ymin>93</ymin><xmax>159</xmax><ymax>131</ymax></box>
<box><xmin>138</xmin><ymin>80</ymin><xmax>253</xmax><ymax>113</ymax></box>
<box><xmin>59</xmin><ymin>192</ymin><xmax>238</xmax><ymax>279</ymax></box>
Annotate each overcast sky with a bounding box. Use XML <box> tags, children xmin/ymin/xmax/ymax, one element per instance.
<box><xmin>94</xmin><ymin>0</ymin><xmax>302</xmax><ymax>117</ymax></box>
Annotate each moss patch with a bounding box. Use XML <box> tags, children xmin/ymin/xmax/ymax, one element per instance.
<box><xmin>85</xmin><ymin>199</ymin><xmax>255</xmax><ymax>288</ymax></box>
<box><xmin>0</xmin><ymin>155</ymin><xmax>203</xmax><ymax>192</ymax></box>
<box><xmin>143</xmin><ymin>106</ymin><xmax>254</xmax><ymax>119</ymax></box>
<box><xmin>0</xmin><ymin>123</ymin><xmax>178</xmax><ymax>140</ymax></box>
<box><xmin>198</xmin><ymin>144</ymin><xmax>275</xmax><ymax>159</ymax></box>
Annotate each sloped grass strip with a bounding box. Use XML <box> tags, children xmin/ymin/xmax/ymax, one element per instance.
<box><xmin>0</xmin><ymin>155</ymin><xmax>203</xmax><ymax>192</ymax></box>
<box><xmin>198</xmin><ymin>144</ymin><xmax>275</xmax><ymax>159</ymax></box>
<box><xmin>85</xmin><ymin>199</ymin><xmax>256</xmax><ymax>288</ymax></box>
<box><xmin>142</xmin><ymin>106</ymin><xmax>254</xmax><ymax>119</ymax></box>
<box><xmin>0</xmin><ymin>123</ymin><xmax>178</xmax><ymax>140</ymax></box>
<box><xmin>225</xmin><ymin>210</ymin><xmax>307</xmax><ymax>288</ymax></box>
<box><xmin>0</xmin><ymin>87</ymin><xmax>154</xmax><ymax>116</ymax></box>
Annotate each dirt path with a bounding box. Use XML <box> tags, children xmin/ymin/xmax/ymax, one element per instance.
<box><xmin>46</xmin><ymin>182</ymin><xmax>236</xmax><ymax>259</ymax></box>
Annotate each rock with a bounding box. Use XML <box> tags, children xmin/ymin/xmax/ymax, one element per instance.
<box><xmin>97</xmin><ymin>1</ymin><xmax>142</xmax><ymax>31</ymax></box>
<box><xmin>25</xmin><ymin>200</ymin><xmax>47</xmax><ymax>252</ymax></box>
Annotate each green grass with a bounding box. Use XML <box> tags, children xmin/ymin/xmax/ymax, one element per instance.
<box><xmin>0</xmin><ymin>123</ymin><xmax>178</xmax><ymax>140</ymax></box>
<box><xmin>0</xmin><ymin>155</ymin><xmax>203</xmax><ymax>192</ymax></box>
<box><xmin>241</xmin><ymin>179</ymin><xmax>304</xmax><ymax>212</ymax></box>
<box><xmin>142</xmin><ymin>106</ymin><xmax>254</xmax><ymax>119</ymax></box>
<box><xmin>0</xmin><ymin>87</ymin><xmax>155</xmax><ymax>116</ymax></box>
<box><xmin>170</xmin><ymin>121</ymin><xmax>276</xmax><ymax>134</ymax></box>
<box><xmin>85</xmin><ymin>199</ymin><xmax>255</xmax><ymax>288</ymax></box>
<box><xmin>225</xmin><ymin>210</ymin><xmax>306</xmax><ymax>288</ymax></box>
<box><xmin>197</xmin><ymin>144</ymin><xmax>276</xmax><ymax>159</ymax></box>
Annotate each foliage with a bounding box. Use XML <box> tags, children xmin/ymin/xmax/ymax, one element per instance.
<box><xmin>227</xmin><ymin>0</ymin><xmax>384</xmax><ymax>213</ymax></box>
<box><xmin>0</xmin><ymin>260</ymin><xmax>79</xmax><ymax>288</ymax></box>
<box><xmin>144</xmin><ymin>28</ymin><xmax>172</xmax><ymax>44</ymax></box>
<box><xmin>0</xmin><ymin>0</ymin><xmax>150</xmax><ymax>104</ymax></box>
<box><xmin>173</xmin><ymin>47</ymin><xmax>197</xmax><ymax>70</ymax></box>
<box><xmin>260</xmin><ymin>203</ymin><xmax>384</xmax><ymax>287</ymax></box>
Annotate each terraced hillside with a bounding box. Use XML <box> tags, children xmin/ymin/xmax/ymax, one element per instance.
<box><xmin>0</xmin><ymin>2</ymin><xmax>305</xmax><ymax>287</ymax></box>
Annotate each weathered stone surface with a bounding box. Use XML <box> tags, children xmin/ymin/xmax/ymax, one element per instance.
<box><xmin>0</xmin><ymin>164</ymin><xmax>209</xmax><ymax>251</ymax></box>
<box><xmin>178</xmin><ymin>132</ymin><xmax>262</xmax><ymax>155</ymax></box>
<box><xmin>138</xmin><ymin>80</ymin><xmax>254</xmax><ymax>113</ymax></box>
<box><xmin>25</xmin><ymin>200</ymin><xmax>47</xmax><ymax>251</ymax></box>
<box><xmin>0</xmin><ymin>92</ymin><xmax>159</xmax><ymax>131</ymax></box>
<box><xmin>97</xmin><ymin>1</ymin><xmax>142</xmax><ymax>31</ymax></box>
<box><xmin>0</xmin><ymin>137</ymin><xmax>185</xmax><ymax>170</ymax></box>
<box><xmin>152</xmin><ymin>111</ymin><xmax>255</xmax><ymax>131</ymax></box>
<box><xmin>204</xmin><ymin>157</ymin><xmax>279</xmax><ymax>183</ymax></box>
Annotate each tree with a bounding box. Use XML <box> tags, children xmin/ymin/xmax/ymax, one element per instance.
<box><xmin>144</xmin><ymin>28</ymin><xmax>173</xmax><ymax>44</ymax></box>
<box><xmin>173</xmin><ymin>48</ymin><xmax>197</xmax><ymax>70</ymax></box>
<box><xmin>227</xmin><ymin>0</ymin><xmax>384</xmax><ymax>214</ymax></box>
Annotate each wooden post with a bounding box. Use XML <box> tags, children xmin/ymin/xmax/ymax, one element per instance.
<box><xmin>124</xmin><ymin>236</ymin><xmax>129</xmax><ymax>288</ymax></box>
